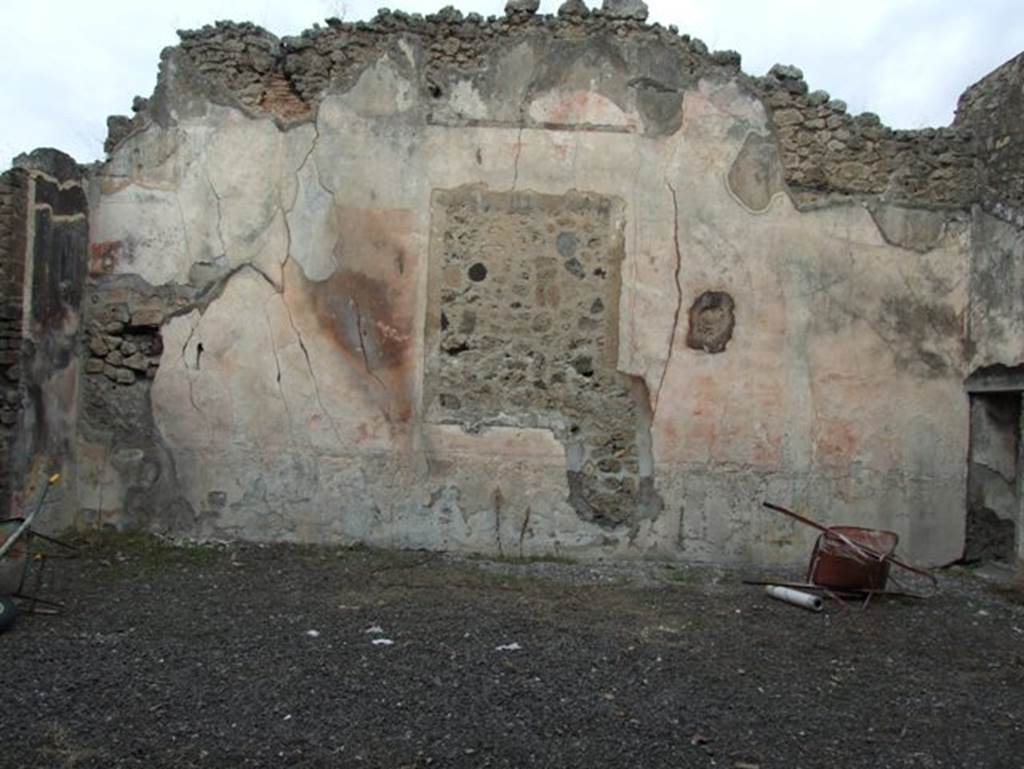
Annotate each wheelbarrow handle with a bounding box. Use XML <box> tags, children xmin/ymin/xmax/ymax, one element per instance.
<box><xmin>885</xmin><ymin>555</ymin><xmax>939</xmax><ymax>588</ymax></box>
<box><xmin>0</xmin><ymin>473</ymin><xmax>60</xmax><ymax>560</ymax></box>
<box><xmin>763</xmin><ymin>501</ymin><xmax>881</xmax><ymax>563</ymax></box>
<box><xmin>762</xmin><ymin>502</ymin><xmax>832</xmax><ymax>534</ymax></box>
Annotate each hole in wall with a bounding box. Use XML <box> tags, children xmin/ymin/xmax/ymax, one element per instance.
<box><xmin>687</xmin><ymin>291</ymin><xmax>735</xmax><ymax>354</ymax></box>
<box><xmin>443</xmin><ymin>340</ymin><xmax>470</xmax><ymax>357</ymax></box>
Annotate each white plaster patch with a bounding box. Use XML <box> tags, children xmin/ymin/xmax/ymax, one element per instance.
<box><xmin>344</xmin><ymin>58</ymin><xmax>415</xmax><ymax>117</ymax></box>
<box><xmin>528</xmin><ymin>89</ymin><xmax>637</xmax><ymax>129</ymax></box>
<box><xmin>447</xmin><ymin>80</ymin><xmax>489</xmax><ymax>121</ymax></box>
<box><xmin>287</xmin><ymin>157</ymin><xmax>338</xmax><ymax>281</ymax></box>
<box><xmin>316</xmin><ymin>103</ymin><xmax>425</xmax><ymax>210</ymax></box>
<box><xmin>91</xmin><ymin>185</ymin><xmax>190</xmax><ymax>286</ymax></box>
<box><xmin>102</xmin><ymin>126</ymin><xmax>183</xmax><ymax>188</ymax></box>
<box><xmin>699</xmin><ymin>78</ymin><xmax>768</xmax><ymax>128</ymax></box>
<box><xmin>206</xmin><ymin>114</ymin><xmax>289</xmax><ymax>269</ymax></box>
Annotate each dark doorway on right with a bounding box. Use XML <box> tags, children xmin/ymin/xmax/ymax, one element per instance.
<box><xmin>965</xmin><ymin>391</ymin><xmax>1020</xmax><ymax>563</ymax></box>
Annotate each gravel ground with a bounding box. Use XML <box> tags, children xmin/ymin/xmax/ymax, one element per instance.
<box><xmin>3</xmin><ymin>537</ymin><xmax>1023</xmax><ymax>769</ymax></box>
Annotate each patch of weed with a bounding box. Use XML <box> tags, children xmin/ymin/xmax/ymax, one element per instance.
<box><xmin>465</xmin><ymin>552</ymin><xmax>578</xmax><ymax>567</ymax></box>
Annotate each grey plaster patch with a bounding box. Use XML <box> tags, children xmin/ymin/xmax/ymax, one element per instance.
<box><xmin>868</xmin><ymin>204</ymin><xmax>947</xmax><ymax>253</ymax></box>
<box><xmin>727</xmin><ymin>132</ymin><xmax>783</xmax><ymax>212</ymax></box>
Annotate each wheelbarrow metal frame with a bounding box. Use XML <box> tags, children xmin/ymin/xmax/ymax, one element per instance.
<box><xmin>0</xmin><ymin>473</ymin><xmax>76</xmax><ymax>618</ymax></box>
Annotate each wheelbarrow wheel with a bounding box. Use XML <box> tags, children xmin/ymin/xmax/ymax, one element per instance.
<box><xmin>0</xmin><ymin>595</ymin><xmax>16</xmax><ymax>633</ymax></box>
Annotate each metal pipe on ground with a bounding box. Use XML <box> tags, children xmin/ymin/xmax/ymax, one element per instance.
<box><xmin>765</xmin><ymin>585</ymin><xmax>824</xmax><ymax>612</ymax></box>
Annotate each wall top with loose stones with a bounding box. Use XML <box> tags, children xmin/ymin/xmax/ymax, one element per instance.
<box><xmin>100</xmin><ymin>0</ymin><xmax>1017</xmax><ymax>211</ymax></box>
<box><xmin>955</xmin><ymin>51</ymin><xmax>1024</xmax><ymax>223</ymax></box>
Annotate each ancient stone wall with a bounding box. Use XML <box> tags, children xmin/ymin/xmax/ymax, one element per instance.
<box><xmin>109</xmin><ymin>9</ymin><xmax>982</xmax><ymax>217</ymax></box>
<box><xmin>962</xmin><ymin>54</ymin><xmax>1024</xmax><ymax>380</ymax></box>
<box><xmin>965</xmin><ymin>393</ymin><xmax>1020</xmax><ymax>562</ymax></box>
<box><xmin>0</xmin><ymin>168</ymin><xmax>28</xmax><ymax>515</ymax></box>
<box><xmin>957</xmin><ymin>52</ymin><xmax>1024</xmax><ymax>223</ymax></box>
<box><xmin>956</xmin><ymin>53</ymin><xmax>1024</xmax><ymax>563</ymax></box>
<box><xmin>8</xmin><ymin>1</ymin><xmax>1021</xmax><ymax>566</ymax></box>
<box><xmin>758</xmin><ymin>66</ymin><xmax>977</xmax><ymax>209</ymax></box>
<box><xmin>0</xmin><ymin>151</ymin><xmax>89</xmax><ymax>518</ymax></box>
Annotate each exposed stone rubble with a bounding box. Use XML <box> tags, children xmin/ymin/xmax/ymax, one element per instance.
<box><xmin>956</xmin><ymin>52</ymin><xmax>1024</xmax><ymax>223</ymax></box>
<box><xmin>601</xmin><ymin>0</ymin><xmax>649</xmax><ymax>22</ymax></box>
<box><xmin>83</xmin><ymin>302</ymin><xmax>163</xmax><ymax>386</ymax></box>
<box><xmin>505</xmin><ymin>0</ymin><xmax>540</xmax><ymax>14</ymax></box>
<box><xmin>557</xmin><ymin>0</ymin><xmax>590</xmax><ymax>17</ymax></box>
<box><xmin>0</xmin><ymin>150</ymin><xmax>88</xmax><ymax>519</ymax></box>
<box><xmin>431</xmin><ymin>189</ymin><xmax>658</xmax><ymax>527</ymax></box>
<box><xmin>756</xmin><ymin>64</ymin><xmax>978</xmax><ymax>208</ymax></box>
<box><xmin>173</xmin><ymin>22</ymin><xmax>283</xmax><ymax>112</ymax></box>
<box><xmin>112</xmin><ymin>9</ymin><xmax>732</xmax><ymax>135</ymax></box>
<box><xmin>105</xmin><ymin>9</ymin><xmax>984</xmax><ymax>216</ymax></box>
<box><xmin>0</xmin><ymin>168</ymin><xmax>27</xmax><ymax>515</ymax></box>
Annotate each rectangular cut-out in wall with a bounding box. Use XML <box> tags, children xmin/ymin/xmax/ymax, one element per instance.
<box><xmin>425</xmin><ymin>187</ymin><xmax>659</xmax><ymax>528</ymax></box>
<box><xmin>966</xmin><ymin>392</ymin><xmax>1021</xmax><ymax>562</ymax></box>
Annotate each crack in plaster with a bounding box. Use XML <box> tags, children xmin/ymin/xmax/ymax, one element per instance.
<box><xmin>280</xmin><ymin>291</ymin><xmax>346</xmax><ymax>449</ymax></box>
<box><xmin>511</xmin><ymin>110</ymin><xmax>525</xmax><ymax>191</ymax></box>
<box><xmin>518</xmin><ymin>505</ymin><xmax>532</xmax><ymax>558</ymax></box>
<box><xmin>263</xmin><ymin>295</ymin><xmax>295</xmax><ymax>439</ymax></box>
<box><xmin>178</xmin><ymin>313</ymin><xmax>204</xmax><ymax>416</ymax></box>
<box><xmin>174</xmin><ymin>192</ymin><xmax>195</xmax><ymax>266</ymax></box>
<box><xmin>493</xmin><ymin>486</ymin><xmax>504</xmax><ymax>557</ymax></box>
<box><xmin>203</xmin><ymin>165</ymin><xmax>229</xmax><ymax>261</ymax></box>
<box><xmin>654</xmin><ymin>182</ymin><xmax>684</xmax><ymax>413</ymax></box>
<box><xmin>275</xmin><ymin>134</ymin><xmax>348</xmax><ymax>448</ymax></box>
<box><xmin>181</xmin><ymin>126</ymin><xmax>346</xmax><ymax>452</ymax></box>
<box><xmin>350</xmin><ymin>298</ymin><xmax>390</xmax><ymax>415</ymax></box>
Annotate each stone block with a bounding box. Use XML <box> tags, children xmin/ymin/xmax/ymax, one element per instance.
<box><xmin>131</xmin><ymin>308</ymin><xmax>164</xmax><ymax>327</ymax></box>
<box><xmin>88</xmin><ymin>336</ymin><xmax>109</xmax><ymax>357</ymax></box>
<box><xmin>601</xmin><ymin>0</ymin><xmax>648</xmax><ymax>21</ymax></box>
<box><xmin>123</xmin><ymin>353</ymin><xmax>149</xmax><ymax>372</ymax></box>
<box><xmin>504</xmin><ymin>0</ymin><xmax>540</xmax><ymax>13</ymax></box>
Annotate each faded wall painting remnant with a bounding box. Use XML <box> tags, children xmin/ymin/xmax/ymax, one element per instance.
<box><xmin>2</xmin><ymin>2</ymin><xmax>1024</xmax><ymax>567</ymax></box>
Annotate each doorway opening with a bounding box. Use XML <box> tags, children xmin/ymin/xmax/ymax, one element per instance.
<box><xmin>965</xmin><ymin>391</ymin><xmax>1020</xmax><ymax>563</ymax></box>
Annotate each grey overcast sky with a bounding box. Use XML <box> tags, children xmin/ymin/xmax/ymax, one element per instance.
<box><xmin>2</xmin><ymin>1</ymin><xmax>1021</xmax><ymax>166</ymax></box>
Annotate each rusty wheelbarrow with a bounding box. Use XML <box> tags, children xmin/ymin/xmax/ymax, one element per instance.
<box><xmin>746</xmin><ymin>501</ymin><xmax>938</xmax><ymax>609</ymax></box>
<box><xmin>0</xmin><ymin>472</ymin><xmax>76</xmax><ymax>633</ymax></box>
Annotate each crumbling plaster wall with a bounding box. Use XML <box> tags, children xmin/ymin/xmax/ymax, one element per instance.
<box><xmin>957</xmin><ymin>52</ymin><xmax>1024</xmax><ymax>223</ymax></box>
<box><xmin>72</xmin><ymin>3</ymin><xmax>993</xmax><ymax>565</ymax></box>
<box><xmin>0</xmin><ymin>167</ymin><xmax>28</xmax><ymax>515</ymax></box>
<box><xmin>0</xmin><ymin>150</ymin><xmax>89</xmax><ymax>520</ymax></box>
<box><xmin>965</xmin><ymin>393</ymin><xmax>1019</xmax><ymax>562</ymax></box>
<box><xmin>957</xmin><ymin>53</ymin><xmax>1024</xmax><ymax>562</ymax></box>
<box><xmin>958</xmin><ymin>54</ymin><xmax>1024</xmax><ymax>373</ymax></box>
